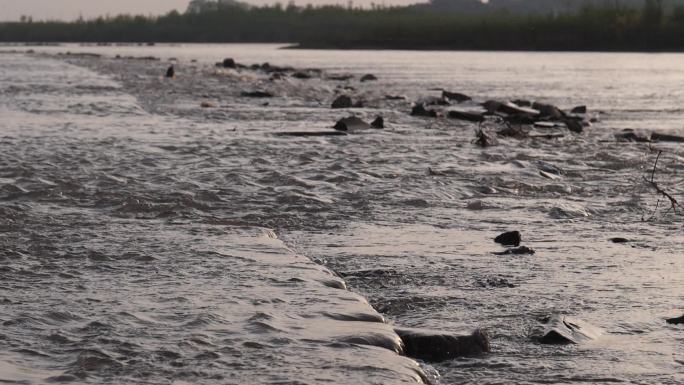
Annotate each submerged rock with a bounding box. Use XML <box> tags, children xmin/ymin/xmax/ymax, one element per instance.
<box><xmin>666</xmin><ymin>314</ymin><xmax>684</xmax><ymax>325</ymax></box>
<box><xmin>385</xmin><ymin>94</ymin><xmax>407</xmax><ymax>100</ymax></box>
<box><xmin>334</xmin><ymin>116</ymin><xmax>370</xmax><ymax>132</ymax></box>
<box><xmin>447</xmin><ymin>109</ymin><xmax>485</xmax><ymax>123</ymax></box>
<box><xmin>241</xmin><ymin>90</ymin><xmax>274</xmax><ymax>98</ymax></box>
<box><xmin>538</xmin><ymin>314</ymin><xmax>601</xmax><ymax>344</ymax></box>
<box><xmin>442</xmin><ymin>90</ymin><xmax>471</xmax><ymax>103</ymax></box>
<box><xmin>292</xmin><ymin>71</ymin><xmax>312</xmax><ymax>79</ymax></box>
<box><xmin>360</xmin><ymin>74</ymin><xmax>378</xmax><ymax>82</ymax></box>
<box><xmin>395</xmin><ymin>328</ymin><xmax>490</xmax><ymax>362</ymax></box>
<box><xmin>533</xmin><ymin>102</ymin><xmax>565</xmax><ymax>120</ymax></box>
<box><xmin>493</xmin><ymin>246</ymin><xmax>535</xmax><ymax>255</ymax></box>
<box><xmin>331</xmin><ymin>95</ymin><xmax>353</xmax><ymax>109</ymax></box>
<box><xmin>494</xmin><ymin>231</ymin><xmax>521</xmax><ymax>247</ymax></box>
<box><xmin>410</xmin><ymin>103</ymin><xmax>438</xmax><ymax>117</ymax></box>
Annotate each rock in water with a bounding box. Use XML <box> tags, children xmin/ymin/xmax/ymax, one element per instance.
<box><xmin>411</xmin><ymin>103</ymin><xmax>437</xmax><ymax>117</ymax></box>
<box><xmin>666</xmin><ymin>314</ymin><xmax>684</xmax><ymax>324</ymax></box>
<box><xmin>447</xmin><ymin>109</ymin><xmax>485</xmax><ymax>122</ymax></box>
<box><xmin>370</xmin><ymin>116</ymin><xmax>384</xmax><ymax>129</ymax></box>
<box><xmin>222</xmin><ymin>58</ymin><xmax>237</xmax><ymax>68</ymax></box>
<box><xmin>563</xmin><ymin>119</ymin><xmax>584</xmax><ymax>133</ymax></box>
<box><xmin>442</xmin><ymin>90</ymin><xmax>471</xmax><ymax>103</ymax></box>
<box><xmin>474</xmin><ymin>129</ymin><xmax>498</xmax><ymax>147</ymax></box>
<box><xmin>241</xmin><ymin>90</ymin><xmax>274</xmax><ymax>98</ymax></box>
<box><xmin>331</xmin><ymin>95</ymin><xmax>353</xmax><ymax>109</ymax></box>
<box><xmin>494</xmin><ymin>231</ymin><xmax>521</xmax><ymax>246</ymax></box>
<box><xmin>334</xmin><ymin>116</ymin><xmax>370</xmax><ymax>132</ymax></box>
<box><xmin>571</xmin><ymin>105</ymin><xmax>587</xmax><ymax>114</ymax></box>
<box><xmin>538</xmin><ymin>314</ymin><xmax>601</xmax><ymax>344</ymax></box>
<box><xmin>360</xmin><ymin>74</ymin><xmax>378</xmax><ymax>82</ymax></box>
<box><xmin>395</xmin><ymin>328</ymin><xmax>490</xmax><ymax>362</ymax></box>
<box><xmin>165</xmin><ymin>65</ymin><xmax>175</xmax><ymax>78</ymax></box>
<box><xmin>493</xmin><ymin>246</ymin><xmax>535</xmax><ymax>255</ymax></box>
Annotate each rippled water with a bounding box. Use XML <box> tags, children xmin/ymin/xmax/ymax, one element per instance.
<box><xmin>1</xmin><ymin>44</ymin><xmax>683</xmax><ymax>385</ymax></box>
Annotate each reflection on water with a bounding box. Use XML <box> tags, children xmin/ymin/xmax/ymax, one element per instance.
<box><xmin>1</xmin><ymin>45</ymin><xmax>683</xmax><ymax>384</ymax></box>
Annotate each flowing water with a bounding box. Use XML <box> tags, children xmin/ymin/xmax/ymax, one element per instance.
<box><xmin>0</xmin><ymin>44</ymin><xmax>683</xmax><ymax>385</ymax></box>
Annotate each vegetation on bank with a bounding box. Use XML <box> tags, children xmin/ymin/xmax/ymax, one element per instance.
<box><xmin>1</xmin><ymin>0</ymin><xmax>683</xmax><ymax>51</ymax></box>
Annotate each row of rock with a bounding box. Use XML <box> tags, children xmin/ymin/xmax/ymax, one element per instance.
<box><xmin>218</xmin><ymin>57</ymin><xmax>378</xmax><ymax>82</ymax></box>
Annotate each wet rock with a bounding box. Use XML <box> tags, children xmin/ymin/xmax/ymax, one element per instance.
<box><xmin>609</xmin><ymin>237</ymin><xmax>630</xmax><ymax>243</ymax></box>
<box><xmin>447</xmin><ymin>109</ymin><xmax>485</xmax><ymax>123</ymax></box>
<box><xmin>494</xmin><ymin>231</ymin><xmax>521</xmax><ymax>247</ymax></box>
<box><xmin>292</xmin><ymin>71</ymin><xmax>312</xmax><ymax>79</ymax></box>
<box><xmin>442</xmin><ymin>90</ymin><xmax>471</xmax><ymax>103</ymax></box>
<box><xmin>563</xmin><ymin>118</ymin><xmax>584</xmax><ymax>133</ymax></box>
<box><xmin>494</xmin><ymin>246</ymin><xmax>535</xmax><ymax>255</ymax></box>
<box><xmin>533</xmin><ymin>102</ymin><xmax>565</xmax><ymax>120</ymax></box>
<box><xmin>385</xmin><ymin>94</ymin><xmax>407</xmax><ymax>100</ymax></box>
<box><xmin>328</xmin><ymin>74</ymin><xmax>354</xmax><ymax>81</ymax></box>
<box><xmin>360</xmin><ymin>74</ymin><xmax>378</xmax><ymax>82</ymax></box>
<box><xmin>241</xmin><ymin>90</ymin><xmax>274</xmax><ymax>98</ymax></box>
<box><xmin>370</xmin><ymin>116</ymin><xmax>384</xmax><ymax>129</ymax></box>
<box><xmin>222</xmin><ymin>58</ymin><xmax>237</xmax><ymax>69</ymax></box>
<box><xmin>410</xmin><ymin>103</ymin><xmax>438</xmax><ymax>117</ymax></box>
<box><xmin>496</xmin><ymin>124</ymin><xmax>529</xmax><ymax>138</ymax></box>
<box><xmin>334</xmin><ymin>116</ymin><xmax>370</xmax><ymax>132</ymax></box>
<box><xmin>165</xmin><ymin>65</ymin><xmax>175</xmax><ymax>78</ymax></box>
<box><xmin>395</xmin><ymin>328</ymin><xmax>490</xmax><ymax>362</ymax></box>
<box><xmin>200</xmin><ymin>101</ymin><xmax>216</xmax><ymax>108</ymax></box>
<box><xmin>337</xmin><ymin>332</ymin><xmax>403</xmax><ymax>354</ymax></box>
<box><xmin>512</xmin><ymin>99</ymin><xmax>532</xmax><ymax>107</ymax></box>
<box><xmin>474</xmin><ymin>129</ymin><xmax>498</xmax><ymax>147</ymax></box>
<box><xmin>651</xmin><ymin>132</ymin><xmax>684</xmax><ymax>143</ymax></box>
<box><xmin>537</xmin><ymin>314</ymin><xmax>601</xmax><ymax>344</ymax></box>
<box><xmin>666</xmin><ymin>314</ymin><xmax>684</xmax><ymax>325</ymax></box>
<box><xmin>331</xmin><ymin>95</ymin><xmax>353</xmax><ymax>109</ymax></box>
<box><xmin>571</xmin><ymin>105</ymin><xmax>587</xmax><ymax>114</ymax></box>
<box><xmin>420</xmin><ymin>96</ymin><xmax>450</xmax><ymax>106</ymax></box>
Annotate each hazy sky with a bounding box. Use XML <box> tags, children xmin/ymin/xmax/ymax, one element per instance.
<box><xmin>0</xmin><ymin>0</ymin><xmax>421</xmax><ymax>21</ymax></box>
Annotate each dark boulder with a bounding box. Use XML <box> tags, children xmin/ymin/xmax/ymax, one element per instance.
<box><xmin>360</xmin><ymin>74</ymin><xmax>378</xmax><ymax>82</ymax></box>
<box><xmin>571</xmin><ymin>105</ymin><xmax>587</xmax><ymax>114</ymax></box>
<box><xmin>538</xmin><ymin>314</ymin><xmax>601</xmax><ymax>344</ymax></box>
<box><xmin>371</xmin><ymin>116</ymin><xmax>384</xmax><ymax>129</ymax></box>
<box><xmin>447</xmin><ymin>109</ymin><xmax>485</xmax><ymax>123</ymax></box>
<box><xmin>222</xmin><ymin>58</ymin><xmax>237</xmax><ymax>69</ymax></box>
<box><xmin>334</xmin><ymin>116</ymin><xmax>370</xmax><ymax>132</ymax></box>
<box><xmin>666</xmin><ymin>314</ymin><xmax>684</xmax><ymax>325</ymax></box>
<box><xmin>442</xmin><ymin>91</ymin><xmax>471</xmax><ymax>103</ymax></box>
<box><xmin>395</xmin><ymin>328</ymin><xmax>490</xmax><ymax>362</ymax></box>
<box><xmin>411</xmin><ymin>103</ymin><xmax>438</xmax><ymax>118</ymax></box>
<box><xmin>331</xmin><ymin>95</ymin><xmax>353</xmax><ymax>109</ymax></box>
<box><xmin>240</xmin><ymin>90</ymin><xmax>274</xmax><ymax>98</ymax></box>
<box><xmin>165</xmin><ymin>65</ymin><xmax>175</xmax><ymax>78</ymax></box>
<box><xmin>494</xmin><ymin>231</ymin><xmax>521</xmax><ymax>247</ymax></box>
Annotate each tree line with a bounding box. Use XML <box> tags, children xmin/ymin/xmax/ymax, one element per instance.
<box><xmin>1</xmin><ymin>1</ymin><xmax>683</xmax><ymax>51</ymax></box>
